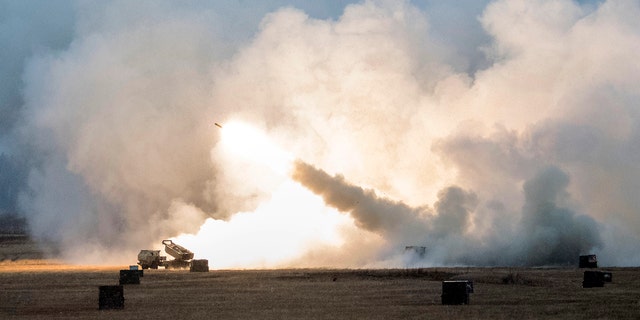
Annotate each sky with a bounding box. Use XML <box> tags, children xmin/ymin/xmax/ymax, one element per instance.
<box><xmin>1</xmin><ymin>0</ymin><xmax>639</xmax><ymax>268</ymax></box>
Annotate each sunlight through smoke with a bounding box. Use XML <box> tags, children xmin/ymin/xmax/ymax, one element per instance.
<box><xmin>173</xmin><ymin>180</ymin><xmax>350</xmax><ymax>269</ymax></box>
<box><xmin>219</xmin><ymin>121</ymin><xmax>293</xmax><ymax>175</ymax></box>
<box><xmin>10</xmin><ymin>0</ymin><xmax>640</xmax><ymax>267</ymax></box>
<box><xmin>169</xmin><ymin>120</ymin><xmax>355</xmax><ymax>268</ymax></box>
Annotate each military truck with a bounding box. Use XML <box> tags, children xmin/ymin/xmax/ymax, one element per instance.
<box><xmin>137</xmin><ymin>239</ymin><xmax>194</xmax><ymax>269</ymax></box>
<box><xmin>137</xmin><ymin>250</ymin><xmax>166</xmax><ymax>269</ymax></box>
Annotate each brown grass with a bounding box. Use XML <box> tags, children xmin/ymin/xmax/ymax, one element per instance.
<box><xmin>1</xmin><ymin>238</ymin><xmax>639</xmax><ymax>319</ymax></box>
<box><xmin>1</xmin><ymin>260</ymin><xmax>639</xmax><ymax>319</ymax></box>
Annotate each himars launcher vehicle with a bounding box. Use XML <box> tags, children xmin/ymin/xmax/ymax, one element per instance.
<box><xmin>137</xmin><ymin>240</ymin><xmax>194</xmax><ymax>269</ymax></box>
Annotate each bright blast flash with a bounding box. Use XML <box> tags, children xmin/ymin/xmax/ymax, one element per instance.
<box><xmin>172</xmin><ymin>121</ymin><xmax>354</xmax><ymax>268</ymax></box>
<box><xmin>218</xmin><ymin>121</ymin><xmax>294</xmax><ymax>175</ymax></box>
<box><xmin>173</xmin><ymin>181</ymin><xmax>351</xmax><ymax>268</ymax></box>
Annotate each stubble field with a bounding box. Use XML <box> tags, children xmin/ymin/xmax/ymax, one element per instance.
<box><xmin>1</xmin><ymin>237</ymin><xmax>640</xmax><ymax>319</ymax></box>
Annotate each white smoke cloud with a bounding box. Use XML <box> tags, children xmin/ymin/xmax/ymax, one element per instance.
<box><xmin>18</xmin><ymin>1</ymin><xmax>225</xmax><ymax>259</ymax></box>
<box><xmin>3</xmin><ymin>0</ymin><xmax>640</xmax><ymax>266</ymax></box>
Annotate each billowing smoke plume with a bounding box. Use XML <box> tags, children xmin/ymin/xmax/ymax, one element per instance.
<box><xmin>1</xmin><ymin>0</ymin><xmax>639</xmax><ymax>266</ymax></box>
<box><xmin>292</xmin><ymin>160</ymin><xmax>600</xmax><ymax>266</ymax></box>
<box><xmin>519</xmin><ymin>167</ymin><xmax>601</xmax><ymax>265</ymax></box>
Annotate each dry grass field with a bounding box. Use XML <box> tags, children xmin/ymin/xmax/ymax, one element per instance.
<box><xmin>2</xmin><ymin>237</ymin><xmax>640</xmax><ymax>319</ymax></box>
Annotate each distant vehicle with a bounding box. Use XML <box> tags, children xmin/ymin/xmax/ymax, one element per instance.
<box><xmin>579</xmin><ymin>254</ymin><xmax>598</xmax><ymax>268</ymax></box>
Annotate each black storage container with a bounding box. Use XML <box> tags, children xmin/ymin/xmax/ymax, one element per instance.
<box><xmin>583</xmin><ymin>271</ymin><xmax>605</xmax><ymax>288</ymax></box>
<box><xmin>119</xmin><ymin>270</ymin><xmax>140</xmax><ymax>285</ymax></box>
<box><xmin>98</xmin><ymin>285</ymin><xmax>124</xmax><ymax>310</ymax></box>
<box><xmin>442</xmin><ymin>280</ymin><xmax>473</xmax><ymax>305</ymax></box>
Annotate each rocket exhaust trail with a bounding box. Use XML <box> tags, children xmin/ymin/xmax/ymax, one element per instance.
<box><xmin>290</xmin><ymin>160</ymin><xmax>429</xmax><ymax>237</ymax></box>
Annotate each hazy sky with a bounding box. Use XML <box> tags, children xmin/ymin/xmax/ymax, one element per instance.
<box><xmin>1</xmin><ymin>0</ymin><xmax>639</xmax><ymax>268</ymax></box>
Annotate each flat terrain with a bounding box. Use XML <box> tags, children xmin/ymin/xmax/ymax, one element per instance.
<box><xmin>3</xmin><ymin>262</ymin><xmax>640</xmax><ymax>319</ymax></box>
<box><xmin>1</xmin><ymin>237</ymin><xmax>640</xmax><ymax>319</ymax></box>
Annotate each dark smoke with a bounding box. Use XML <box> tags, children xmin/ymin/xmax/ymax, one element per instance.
<box><xmin>292</xmin><ymin>160</ymin><xmax>601</xmax><ymax>266</ymax></box>
<box><xmin>291</xmin><ymin>160</ymin><xmax>428</xmax><ymax>237</ymax></box>
<box><xmin>518</xmin><ymin>167</ymin><xmax>601</xmax><ymax>265</ymax></box>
